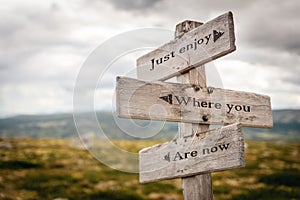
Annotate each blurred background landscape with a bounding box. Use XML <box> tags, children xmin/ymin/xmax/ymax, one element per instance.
<box><xmin>0</xmin><ymin>110</ymin><xmax>299</xmax><ymax>199</ymax></box>
<box><xmin>1</xmin><ymin>0</ymin><xmax>300</xmax><ymax>199</ymax></box>
<box><xmin>0</xmin><ymin>110</ymin><xmax>300</xmax><ymax>142</ymax></box>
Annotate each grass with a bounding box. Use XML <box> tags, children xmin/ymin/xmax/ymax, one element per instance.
<box><xmin>0</xmin><ymin>160</ymin><xmax>43</xmax><ymax>169</ymax></box>
<box><xmin>0</xmin><ymin>138</ymin><xmax>299</xmax><ymax>199</ymax></box>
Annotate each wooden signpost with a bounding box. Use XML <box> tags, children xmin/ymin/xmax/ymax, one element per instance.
<box><xmin>115</xmin><ymin>11</ymin><xmax>273</xmax><ymax>200</ymax></box>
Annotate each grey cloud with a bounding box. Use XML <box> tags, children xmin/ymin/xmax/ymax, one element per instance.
<box><xmin>231</xmin><ymin>45</ymin><xmax>299</xmax><ymax>68</ymax></box>
<box><xmin>0</xmin><ymin>1</ymin><xmax>89</xmax><ymax>87</ymax></box>
<box><xmin>108</xmin><ymin>0</ymin><xmax>162</xmax><ymax>11</ymax></box>
<box><xmin>238</xmin><ymin>0</ymin><xmax>300</xmax><ymax>55</ymax></box>
<box><xmin>145</xmin><ymin>0</ymin><xmax>300</xmax><ymax>55</ymax></box>
<box><xmin>228</xmin><ymin>45</ymin><xmax>300</xmax><ymax>96</ymax></box>
<box><xmin>1</xmin><ymin>0</ymin><xmax>300</xmax><ymax>116</ymax></box>
<box><xmin>0</xmin><ymin>2</ymin><xmax>89</xmax><ymax>52</ymax></box>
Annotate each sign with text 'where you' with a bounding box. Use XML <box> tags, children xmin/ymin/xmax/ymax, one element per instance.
<box><xmin>139</xmin><ymin>123</ymin><xmax>244</xmax><ymax>183</ymax></box>
<box><xmin>137</xmin><ymin>12</ymin><xmax>236</xmax><ymax>81</ymax></box>
<box><xmin>116</xmin><ymin>76</ymin><xmax>273</xmax><ymax>128</ymax></box>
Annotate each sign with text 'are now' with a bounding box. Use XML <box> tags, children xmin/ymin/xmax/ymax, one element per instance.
<box><xmin>139</xmin><ymin>123</ymin><xmax>244</xmax><ymax>183</ymax></box>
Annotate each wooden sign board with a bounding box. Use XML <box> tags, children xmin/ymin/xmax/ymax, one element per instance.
<box><xmin>139</xmin><ymin>123</ymin><xmax>244</xmax><ymax>183</ymax></box>
<box><xmin>137</xmin><ymin>12</ymin><xmax>236</xmax><ymax>81</ymax></box>
<box><xmin>116</xmin><ymin>76</ymin><xmax>273</xmax><ymax>128</ymax></box>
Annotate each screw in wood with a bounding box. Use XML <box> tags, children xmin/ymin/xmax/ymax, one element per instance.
<box><xmin>192</xmin><ymin>84</ymin><xmax>201</xmax><ymax>91</ymax></box>
<box><xmin>202</xmin><ymin>115</ymin><xmax>209</xmax><ymax>122</ymax></box>
<box><xmin>207</xmin><ymin>87</ymin><xmax>213</xmax><ymax>94</ymax></box>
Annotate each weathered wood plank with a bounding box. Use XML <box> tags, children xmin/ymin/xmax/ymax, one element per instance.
<box><xmin>116</xmin><ymin>76</ymin><xmax>273</xmax><ymax>128</ymax></box>
<box><xmin>136</xmin><ymin>12</ymin><xmax>236</xmax><ymax>81</ymax></box>
<box><xmin>139</xmin><ymin>123</ymin><xmax>245</xmax><ymax>183</ymax></box>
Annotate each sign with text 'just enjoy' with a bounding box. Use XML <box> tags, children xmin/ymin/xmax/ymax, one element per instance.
<box><xmin>116</xmin><ymin>76</ymin><xmax>273</xmax><ymax>128</ymax></box>
<box><xmin>139</xmin><ymin>123</ymin><xmax>244</xmax><ymax>183</ymax></box>
<box><xmin>137</xmin><ymin>12</ymin><xmax>236</xmax><ymax>81</ymax></box>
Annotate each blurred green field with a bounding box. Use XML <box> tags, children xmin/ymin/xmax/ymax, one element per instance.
<box><xmin>0</xmin><ymin>138</ymin><xmax>299</xmax><ymax>200</ymax></box>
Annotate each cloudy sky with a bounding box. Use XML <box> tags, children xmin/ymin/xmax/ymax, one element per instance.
<box><xmin>0</xmin><ymin>0</ymin><xmax>299</xmax><ymax>117</ymax></box>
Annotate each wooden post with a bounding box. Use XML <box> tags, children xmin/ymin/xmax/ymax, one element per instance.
<box><xmin>176</xmin><ymin>20</ymin><xmax>213</xmax><ymax>200</ymax></box>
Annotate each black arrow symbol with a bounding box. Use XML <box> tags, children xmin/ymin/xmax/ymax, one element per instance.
<box><xmin>213</xmin><ymin>30</ymin><xmax>224</xmax><ymax>42</ymax></box>
<box><xmin>163</xmin><ymin>152</ymin><xmax>170</xmax><ymax>162</ymax></box>
<box><xmin>159</xmin><ymin>94</ymin><xmax>173</xmax><ymax>105</ymax></box>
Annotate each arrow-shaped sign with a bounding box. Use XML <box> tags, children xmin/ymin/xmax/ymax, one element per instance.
<box><xmin>136</xmin><ymin>12</ymin><xmax>236</xmax><ymax>81</ymax></box>
<box><xmin>116</xmin><ymin>76</ymin><xmax>273</xmax><ymax>128</ymax></box>
<box><xmin>139</xmin><ymin>123</ymin><xmax>245</xmax><ymax>183</ymax></box>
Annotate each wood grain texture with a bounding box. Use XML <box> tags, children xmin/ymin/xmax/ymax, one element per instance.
<box><xmin>139</xmin><ymin>123</ymin><xmax>245</xmax><ymax>183</ymax></box>
<box><xmin>136</xmin><ymin>12</ymin><xmax>236</xmax><ymax>81</ymax></box>
<box><xmin>177</xmin><ymin>67</ymin><xmax>213</xmax><ymax>200</ymax></box>
<box><xmin>116</xmin><ymin>76</ymin><xmax>273</xmax><ymax>128</ymax></box>
<box><xmin>182</xmin><ymin>174</ymin><xmax>213</xmax><ymax>200</ymax></box>
<box><xmin>176</xmin><ymin>21</ymin><xmax>213</xmax><ymax>200</ymax></box>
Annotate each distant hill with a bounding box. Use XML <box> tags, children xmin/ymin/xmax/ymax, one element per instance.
<box><xmin>0</xmin><ymin>112</ymin><xmax>176</xmax><ymax>140</ymax></box>
<box><xmin>243</xmin><ymin>110</ymin><xmax>300</xmax><ymax>141</ymax></box>
<box><xmin>0</xmin><ymin>110</ymin><xmax>299</xmax><ymax>141</ymax></box>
